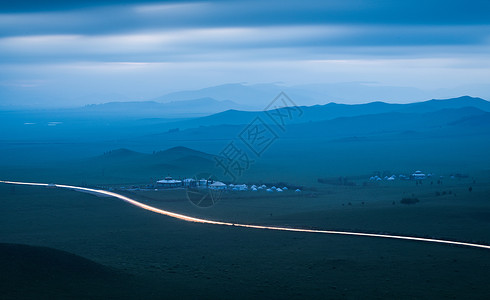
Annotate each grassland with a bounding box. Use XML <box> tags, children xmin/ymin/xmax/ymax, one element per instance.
<box><xmin>1</xmin><ymin>175</ymin><xmax>490</xmax><ymax>299</ymax></box>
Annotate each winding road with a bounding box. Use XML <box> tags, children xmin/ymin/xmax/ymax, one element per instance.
<box><xmin>2</xmin><ymin>180</ymin><xmax>490</xmax><ymax>250</ymax></box>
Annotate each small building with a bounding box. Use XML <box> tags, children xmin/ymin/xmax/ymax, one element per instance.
<box><xmin>411</xmin><ymin>170</ymin><xmax>426</xmax><ymax>180</ymax></box>
<box><xmin>183</xmin><ymin>178</ymin><xmax>196</xmax><ymax>188</ymax></box>
<box><xmin>197</xmin><ymin>179</ymin><xmax>208</xmax><ymax>187</ymax></box>
<box><xmin>209</xmin><ymin>181</ymin><xmax>226</xmax><ymax>190</ymax></box>
<box><xmin>157</xmin><ymin>177</ymin><xmax>182</xmax><ymax>188</ymax></box>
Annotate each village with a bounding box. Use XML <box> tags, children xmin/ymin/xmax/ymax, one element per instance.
<box><xmin>368</xmin><ymin>170</ymin><xmax>468</xmax><ymax>182</ymax></box>
<box><xmin>369</xmin><ymin>170</ymin><xmax>431</xmax><ymax>182</ymax></box>
<box><xmin>109</xmin><ymin>176</ymin><xmax>302</xmax><ymax>193</ymax></box>
<box><xmin>111</xmin><ymin>170</ymin><xmax>469</xmax><ymax>193</ymax></box>
<box><xmin>155</xmin><ymin>176</ymin><xmax>302</xmax><ymax>193</ymax></box>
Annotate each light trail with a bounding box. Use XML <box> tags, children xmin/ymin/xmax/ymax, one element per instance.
<box><xmin>2</xmin><ymin>180</ymin><xmax>490</xmax><ymax>251</ymax></box>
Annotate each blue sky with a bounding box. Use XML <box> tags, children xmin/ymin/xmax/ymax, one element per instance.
<box><xmin>1</xmin><ymin>0</ymin><xmax>490</xmax><ymax>107</ymax></box>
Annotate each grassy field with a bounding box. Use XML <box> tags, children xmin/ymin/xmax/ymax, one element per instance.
<box><xmin>1</xmin><ymin>179</ymin><xmax>490</xmax><ymax>299</ymax></box>
<box><xmin>125</xmin><ymin>175</ymin><xmax>490</xmax><ymax>244</ymax></box>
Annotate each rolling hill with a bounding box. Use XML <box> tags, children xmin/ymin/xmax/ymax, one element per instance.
<box><xmin>1</xmin><ymin>96</ymin><xmax>490</xmax><ymax>171</ymax></box>
<box><xmin>135</xmin><ymin>106</ymin><xmax>490</xmax><ymax>144</ymax></box>
<box><xmin>158</xmin><ymin>96</ymin><xmax>490</xmax><ymax>130</ymax></box>
<box><xmin>78</xmin><ymin>146</ymin><xmax>218</xmax><ymax>182</ymax></box>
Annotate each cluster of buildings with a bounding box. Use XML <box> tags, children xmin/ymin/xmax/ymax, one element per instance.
<box><xmin>156</xmin><ymin>177</ymin><xmax>207</xmax><ymax>188</ymax></box>
<box><xmin>156</xmin><ymin>177</ymin><xmax>301</xmax><ymax>192</ymax></box>
<box><xmin>369</xmin><ymin>171</ymin><xmax>432</xmax><ymax>182</ymax></box>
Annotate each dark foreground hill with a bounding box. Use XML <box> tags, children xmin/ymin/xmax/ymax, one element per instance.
<box><xmin>0</xmin><ymin>243</ymin><xmax>160</xmax><ymax>299</ymax></box>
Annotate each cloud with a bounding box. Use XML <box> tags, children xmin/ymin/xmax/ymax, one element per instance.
<box><xmin>1</xmin><ymin>24</ymin><xmax>489</xmax><ymax>64</ymax></box>
<box><xmin>2</xmin><ymin>0</ymin><xmax>490</xmax><ymax>37</ymax></box>
<box><xmin>1</xmin><ymin>0</ymin><xmax>489</xmax><ymax>106</ymax></box>
<box><xmin>1</xmin><ymin>1</ymin><xmax>489</xmax><ymax>64</ymax></box>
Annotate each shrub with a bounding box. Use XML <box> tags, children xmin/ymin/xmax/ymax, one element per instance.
<box><xmin>401</xmin><ymin>198</ymin><xmax>419</xmax><ymax>205</ymax></box>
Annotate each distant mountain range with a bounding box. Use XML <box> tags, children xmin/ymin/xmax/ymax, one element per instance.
<box><xmin>152</xmin><ymin>83</ymin><xmax>317</xmax><ymax>108</ymax></box>
<box><xmin>77</xmin><ymin>102</ymin><xmax>490</xmax><ymax>183</ymax></box>
<box><xmin>2</xmin><ymin>95</ymin><xmax>489</xmax><ymax>142</ymax></box>
<box><xmin>135</xmin><ymin>106</ymin><xmax>490</xmax><ymax>146</ymax></box>
<box><xmin>3</xmin><ymin>82</ymin><xmax>490</xmax><ymax>109</ymax></box>
<box><xmin>157</xmin><ymin>96</ymin><xmax>490</xmax><ymax>129</ymax></box>
<box><xmin>151</xmin><ymin>82</ymin><xmax>490</xmax><ymax>107</ymax></box>
<box><xmin>80</xmin><ymin>97</ymin><xmax>252</xmax><ymax>118</ymax></box>
<box><xmin>2</xmin><ymin>95</ymin><xmax>490</xmax><ymax>180</ymax></box>
<box><xmin>283</xmin><ymin>106</ymin><xmax>490</xmax><ymax>140</ymax></box>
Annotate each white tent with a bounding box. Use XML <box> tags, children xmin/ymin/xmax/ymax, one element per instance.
<box><xmin>209</xmin><ymin>181</ymin><xmax>226</xmax><ymax>190</ymax></box>
<box><xmin>235</xmin><ymin>184</ymin><xmax>248</xmax><ymax>191</ymax></box>
<box><xmin>157</xmin><ymin>177</ymin><xmax>182</xmax><ymax>188</ymax></box>
<box><xmin>412</xmin><ymin>170</ymin><xmax>426</xmax><ymax>179</ymax></box>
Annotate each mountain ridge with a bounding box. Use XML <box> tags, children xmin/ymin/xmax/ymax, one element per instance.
<box><xmin>154</xmin><ymin>95</ymin><xmax>490</xmax><ymax>130</ymax></box>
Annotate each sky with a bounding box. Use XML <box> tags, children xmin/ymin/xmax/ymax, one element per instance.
<box><xmin>1</xmin><ymin>0</ymin><xmax>490</xmax><ymax>107</ymax></box>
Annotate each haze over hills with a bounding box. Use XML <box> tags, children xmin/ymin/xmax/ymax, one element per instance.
<box><xmin>153</xmin><ymin>83</ymin><xmax>317</xmax><ymax>108</ymax></box>
<box><xmin>0</xmin><ymin>94</ymin><xmax>489</xmax><ymax>192</ymax></box>
<box><xmin>80</xmin><ymin>97</ymin><xmax>252</xmax><ymax>118</ymax></box>
<box><xmin>1</xmin><ymin>95</ymin><xmax>490</xmax><ymax>171</ymax></box>
<box><xmin>4</xmin><ymin>82</ymin><xmax>489</xmax><ymax>109</ymax></box>
<box><xmin>134</xmin><ymin>106</ymin><xmax>490</xmax><ymax>147</ymax></box>
<box><xmin>151</xmin><ymin>83</ymin><xmax>490</xmax><ymax>108</ymax></box>
<box><xmin>157</xmin><ymin>95</ymin><xmax>490</xmax><ymax>129</ymax></box>
<box><xmin>1</xmin><ymin>95</ymin><xmax>489</xmax><ymax>140</ymax></box>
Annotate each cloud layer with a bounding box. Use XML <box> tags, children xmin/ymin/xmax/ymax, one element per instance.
<box><xmin>1</xmin><ymin>0</ymin><xmax>490</xmax><ymax>107</ymax></box>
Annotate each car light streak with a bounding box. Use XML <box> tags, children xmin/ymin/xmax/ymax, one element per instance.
<box><xmin>2</xmin><ymin>180</ymin><xmax>490</xmax><ymax>250</ymax></box>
